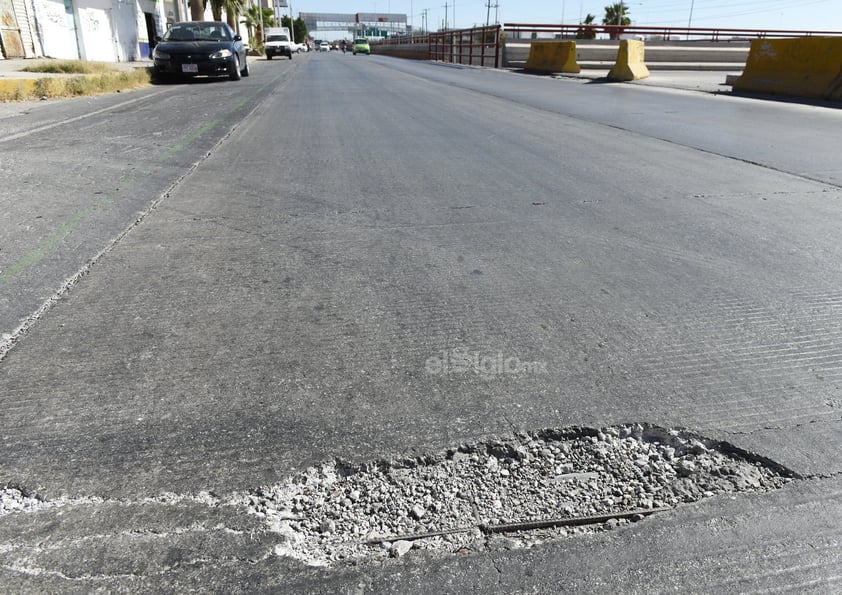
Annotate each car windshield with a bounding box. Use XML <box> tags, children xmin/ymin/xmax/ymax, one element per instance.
<box><xmin>355</xmin><ymin>39</ymin><xmax>367</xmax><ymax>44</ymax></box>
<box><xmin>267</xmin><ymin>35</ymin><xmax>289</xmax><ymax>42</ymax></box>
<box><xmin>164</xmin><ymin>24</ymin><xmax>231</xmax><ymax>42</ymax></box>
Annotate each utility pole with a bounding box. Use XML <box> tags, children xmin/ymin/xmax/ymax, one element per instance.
<box><xmin>443</xmin><ymin>2</ymin><xmax>448</xmax><ymax>30</ymax></box>
<box><xmin>289</xmin><ymin>1</ymin><xmax>295</xmax><ymax>45</ymax></box>
<box><xmin>484</xmin><ymin>1</ymin><xmax>500</xmax><ymax>27</ymax></box>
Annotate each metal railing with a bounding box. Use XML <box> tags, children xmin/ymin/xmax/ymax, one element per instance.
<box><xmin>504</xmin><ymin>23</ymin><xmax>842</xmax><ymax>42</ymax></box>
<box><xmin>429</xmin><ymin>25</ymin><xmax>501</xmax><ymax>68</ymax></box>
<box><xmin>378</xmin><ymin>34</ymin><xmax>432</xmax><ymax>46</ymax></box>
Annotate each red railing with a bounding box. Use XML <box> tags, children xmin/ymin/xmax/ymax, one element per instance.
<box><xmin>379</xmin><ymin>34</ymin><xmax>432</xmax><ymax>46</ymax></box>
<box><xmin>504</xmin><ymin>23</ymin><xmax>842</xmax><ymax>42</ymax></box>
<box><xmin>429</xmin><ymin>25</ymin><xmax>501</xmax><ymax>68</ymax></box>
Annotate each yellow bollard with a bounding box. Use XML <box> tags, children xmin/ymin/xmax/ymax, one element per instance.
<box><xmin>525</xmin><ymin>41</ymin><xmax>581</xmax><ymax>74</ymax></box>
<box><xmin>608</xmin><ymin>39</ymin><xmax>650</xmax><ymax>81</ymax></box>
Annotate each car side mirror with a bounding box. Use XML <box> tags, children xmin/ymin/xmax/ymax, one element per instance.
<box><xmin>233</xmin><ymin>34</ymin><xmax>242</xmax><ymax>41</ymax></box>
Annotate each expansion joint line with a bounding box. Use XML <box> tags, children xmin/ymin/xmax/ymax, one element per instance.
<box><xmin>365</xmin><ymin>506</ymin><xmax>669</xmax><ymax>545</ymax></box>
<box><xmin>0</xmin><ymin>73</ymin><xmax>287</xmax><ymax>364</ymax></box>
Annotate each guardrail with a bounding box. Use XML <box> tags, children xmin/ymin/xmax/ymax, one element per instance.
<box><xmin>504</xmin><ymin>23</ymin><xmax>842</xmax><ymax>42</ymax></box>
<box><xmin>373</xmin><ymin>23</ymin><xmax>842</xmax><ymax>71</ymax></box>
<box><xmin>428</xmin><ymin>25</ymin><xmax>501</xmax><ymax>68</ymax></box>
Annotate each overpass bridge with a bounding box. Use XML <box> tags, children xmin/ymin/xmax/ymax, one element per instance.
<box><xmin>300</xmin><ymin>12</ymin><xmax>407</xmax><ymax>39</ymax></box>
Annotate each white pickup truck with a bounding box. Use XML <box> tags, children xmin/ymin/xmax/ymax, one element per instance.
<box><xmin>264</xmin><ymin>27</ymin><xmax>293</xmax><ymax>60</ymax></box>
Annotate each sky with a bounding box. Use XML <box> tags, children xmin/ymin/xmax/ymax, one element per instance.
<box><xmin>291</xmin><ymin>1</ymin><xmax>842</xmax><ymax>33</ymax></box>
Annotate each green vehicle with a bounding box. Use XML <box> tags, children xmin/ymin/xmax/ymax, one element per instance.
<box><xmin>352</xmin><ymin>38</ymin><xmax>371</xmax><ymax>55</ymax></box>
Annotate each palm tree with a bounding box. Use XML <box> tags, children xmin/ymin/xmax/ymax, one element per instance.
<box><xmin>202</xmin><ymin>0</ymin><xmax>243</xmax><ymax>28</ymax></box>
<box><xmin>189</xmin><ymin>0</ymin><xmax>204</xmax><ymax>21</ymax></box>
<box><xmin>224</xmin><ymin>0</ymin><xmax>244</xmax><ymax>30</ymax></box>
<box><xmin>603</xmin><ymin>3</ymin><xmax>630</xmax><ymax>39</ymax></box>
<box><xmin>242</xmin><ymin>4</ymin><xmax>276</xmax><ymax>46</ymax></box>
<box><xmin>576</xmin><ymin>14</ymin><xmax>597</xmax><ymax>39</ymax></box>
<box><xmin>206</xmin><ymin>0</ymin><xmax>225</xmax><ymax>21</ymax></box>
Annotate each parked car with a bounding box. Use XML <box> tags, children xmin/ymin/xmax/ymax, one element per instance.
<box><xmin>152</xmin><ymin>21</ymin><xmax>249</xmax><ymax>81</ymax></box>
<box><xmin>352</xmin><ymin>38</ymin><xmax>371</xmax><ymax>55</ymax></box>
<box><xmin>319</xmin><ymin>42</ymin><xmax>330</xmax><ymax>52</ymax></box>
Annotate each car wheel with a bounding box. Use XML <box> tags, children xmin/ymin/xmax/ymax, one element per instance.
<box><xmin>230</xmin><ymin>55</ymin><xmax>242</xmax><ymax>81</ymax></box>
<box><xmin>241</xmin><ymin>56</ymin><xmax>250</xmax><ymax>77</ymax></box>
<box><xmin>267</xmin><ymin>54</ymin><xmax>273</xmax><ymax>60</ymax></box>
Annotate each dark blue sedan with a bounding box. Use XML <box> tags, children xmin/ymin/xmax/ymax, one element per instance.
<box><xmin>152</xmin><ymin>21</ymin><xmax>249</xmax><ymax>81</ymax></box>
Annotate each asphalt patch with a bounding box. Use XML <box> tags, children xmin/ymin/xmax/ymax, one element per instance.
<box><xmin>241</xmin><ymin>423</ymin><xmax>794</xmax><ymax>566</ymax></box>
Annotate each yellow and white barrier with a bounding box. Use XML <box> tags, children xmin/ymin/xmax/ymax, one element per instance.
<box><xmin>524</xmin><ymin>41</ymin><xmax>580</xmax><ymax>74</ymax></box>
<box><xmin>733</xmin><ymin>37</ymin><xmax>842</xmax><ymax>101</ymax></box>
<box><xmin>608</xmin><ymin>39</ymin><xmax>650</xmax><ymax>81</ymax></box>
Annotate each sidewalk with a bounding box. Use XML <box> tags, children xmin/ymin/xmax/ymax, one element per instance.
<box><xmin>0</xmin><ymin>57</ymin><xmax>152</xmax><ymax>79</ymax></box>
<box><xmin>555</xmin><ymin>68</ymin><xmax>739</xmax><ymax>93</ymax></box>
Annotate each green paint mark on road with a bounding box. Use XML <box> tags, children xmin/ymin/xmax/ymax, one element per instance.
<box><xmin>155</xmin><ymin>118</ymin><xmax>221</xmax><ymax>163</ymax></box>
<box><xmin>0</xmin><ymin>191</ymin><xmax>113</xmax><ymax>284</ymax></box>
<box><xmin>0</xmin><ymin>72</ymin><xmax>285</xmax><ymax>288</ymax></box>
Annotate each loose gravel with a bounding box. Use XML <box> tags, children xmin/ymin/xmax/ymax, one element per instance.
<box><xmin>0</xmin><ymin>487</ymin><xmax>48</xmax><ymax>515</ymax></box>
<box><xmin>243</xmin><ymin>424</ymin><xmax>794</xmax><ymax>566</ymax></box>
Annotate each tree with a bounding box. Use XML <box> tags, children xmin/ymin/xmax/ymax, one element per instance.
<box><xmin>187</xmin><ymin>0</ymin><xmax>241</xmax><ymax>26</ymax></box>
<box><xmin>242</xmin><ymin>5</ymin><xmax>276</xmax><ymax>46</ymax></box>
<box><xmin>602</xmin><ymin>3</ymin><xmax>630</xmax><ymax>39</ymax></box>
<box><xmin>202</xmin><ymin>0</ymin><xmax>242</xmax><ymax>27</ymax></box>
<box><xmin>280</xmin><ymin>15</ymin><xmax>308</xmax><ymax>45</ymax></box>
<box><xmin>224</xmin><ymin>0</ymin><xmax>244</xmax><ymax>30</ymax></box>
<box><xmin>576</xmin><ymin>14</ymin><xmax>597</xmax><ymax>39</ymax></box>
<box><xmin>189</xmin><ymin>0</ymin><xmax>204</xmax><ymax>21</ymax></box>
<box><xmin>206</xmin><ymin>0</ymin><xmax>223</xmax><ymax>21</ymax></box>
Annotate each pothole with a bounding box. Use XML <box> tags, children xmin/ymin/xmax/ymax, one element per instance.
<box><xmin>243</xmin><ymin>424</ymin><xmax>795</xmax><ymax>566</ymax></box>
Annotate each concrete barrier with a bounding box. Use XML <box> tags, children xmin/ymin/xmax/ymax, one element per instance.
<box><xmin>733</xmin><ymin>37</ymin><xmax>842</xmax><ymax>100</ymax></box>
<box><xmin>524</xmin><ymin>41</ymin><xmax>580</xmax><ymax>73</ymax></box>
<box><xmin>504</xmin><ymin>40</ymin><xmax>750</xmax><ymax>71</ymax></box>
<box><xmin>608</xmin><ymin>39</ymin><xmax>650</xmax><ymax>81</ymax></box>
<box><xmin>373</xmin><ymin>42</ymin><xmax>430</xmax><ymax>60</ymax></box>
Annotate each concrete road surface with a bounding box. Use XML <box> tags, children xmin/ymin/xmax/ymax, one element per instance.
<box><xmin>1</xmin><ymin>54</ymin><xmax>841</xmax><ymax>591</ymax></box>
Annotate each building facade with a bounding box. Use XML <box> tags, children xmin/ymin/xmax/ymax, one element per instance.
<box><xmin>1</xmin><ymin>0</ymin><xmax>249</xmax><ymax>62</ymax></box>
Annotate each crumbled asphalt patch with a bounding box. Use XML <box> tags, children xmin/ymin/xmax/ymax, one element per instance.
<box><xmin>243</xmin><ymin>424</ymin><xmax>794</xmax><ymax>566</ymax></box>
<box><xmin>0</xmin><ymin>486</ymin><xmax>48</xmax><ymax>515</ymax></box>
<box><xmin>0</xmin><ymin>424</ymin><xmax>796</xmax><ymax>568</ymax></box>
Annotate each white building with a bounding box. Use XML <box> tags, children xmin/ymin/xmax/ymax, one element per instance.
<box><xmin>1</xmin><ymin>0</ymin><xmax>250</xmax><ymax>62</ymax></box>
